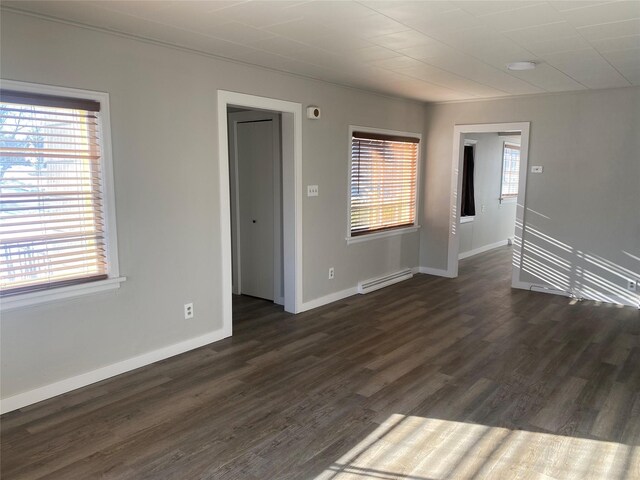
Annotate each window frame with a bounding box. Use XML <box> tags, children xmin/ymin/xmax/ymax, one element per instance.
<box><xmin>0</xmin><ymin>79</ymin><xmax>124</xmax><ymax>311</ymax></box>
<box><xmin>346</xmin><ymin>125</ymin><xmax>421</xmax><ymax>245</ymax></box>
<box><xmin>499</xmin><ymin>141</ymin><xmax>521</xmax><ymax>204</ymax></box>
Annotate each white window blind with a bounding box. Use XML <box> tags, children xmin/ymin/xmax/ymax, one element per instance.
<box><xmin>350</xmin><ymin>131</ymin><xmax>419</xmax><ymax>236</ymax></box>
<box><xmin>0</xmin><ymin>90</ymin><xmax>108</xmax><ymax>296</ymax></box>
<box><xmin>501</xmin><ymin>143</ymin><xmax>520</xmax><ymax>199</ymax></box>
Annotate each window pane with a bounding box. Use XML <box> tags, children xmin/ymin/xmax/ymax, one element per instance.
<box><xmin>350</xmin><ymin>133</ymin><xmax>418</xmax><ymax>235</ymax></box>
<box><xmin>0</xmin><ymin>97</ymin><xmax>107</xmax><ymax>295</ymax></box>
<box><xmin>501</xmin><ymin>143</ymin><xmax>520</xmax><ymax>198</ymax></box>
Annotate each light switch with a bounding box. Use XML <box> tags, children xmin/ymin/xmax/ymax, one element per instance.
<box><xmin>531</xmin><ymin>165</ymin><xmax>543</xmax><ymax>173</ymax></box>
<box><xmin>307</xmin><ymin>185</ymin><xmax>319</xmax><ymax>197</ymax></box>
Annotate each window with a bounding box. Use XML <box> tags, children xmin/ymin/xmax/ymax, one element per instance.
<box><xmin>500</xmin><ymin>142</ymin><xmax>520</xmax><ymax>200</ymax></box>
<box><xmin>460</xmin><ymin>143</ymin><xmax>475</xmax><ymax>218</ymax></box>
<box><xmin>349</xmin><ymin>128</ymin><xmax>420</xmax><ymax>241</ymax></box>
<box><xmin>0</xmin><ymin>81</ymin><xmax>122</xmax><ymax>308</ymax></box>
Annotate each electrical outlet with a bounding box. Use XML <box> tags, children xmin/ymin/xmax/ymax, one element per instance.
<box><xmin>184</xmin><ymin>302</ymin><xmax>194</xmax><ymax>319</ymax></box>
<box><xmin>328</xmin><ymin>267</ymin><xmax>335</xmax><ymax>280</ymax></box>
<box><xmin>628</xmin><ymin>280</ymin><xmax>637</xmax><ymax>292</ymax></box>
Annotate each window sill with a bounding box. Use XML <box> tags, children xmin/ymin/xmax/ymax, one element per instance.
<box><xmin>1</xmin><ymin>276</ymin><xmax>127</xmax><ymax>312</ymax></box>
<box><xmin>499</xmin><ymin>197</ymin><xmax>517</xmax><ymax>204</ymax></box>
<box><xmin>460</xmin><ymin>216</ymin><xmax>475</xmax><ymax>224</ymax></box>
<box><xmin>347</xmin><ymin>225</ymin><xmax>420</xmax><ymax>245</ymax></box>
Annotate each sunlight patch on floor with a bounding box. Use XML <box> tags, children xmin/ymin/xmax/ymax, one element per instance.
<box><xmin>315</xmin><ymin>414</ymin><xmax>637</xmax><ymax>480</ymax></box>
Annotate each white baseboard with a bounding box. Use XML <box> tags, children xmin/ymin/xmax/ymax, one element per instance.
<box><xmin>301</xmin><ymin>263</ymin><xmax>459</xmax><ymax>311</ymax></box>
<box><xmin>0</xmin><ymin>327</ymin><xmax>230</xmax><ymax>414</ymax></box>
<box><xmin>459</xmin><ymin>239</ymin><xmax>509</xmax><ymax>260</ymax></box>
<box><xmin>513</xmin><ymin>281</ymin><xmax>573</xmax><ymax>298</ymax></box>
<box><xmin>418</xmin><ymin>266</ymin><xmax>454</xmax><ymax>278</ymax></box>
<box><xmin>513</xmin><ymin>281</ymin><xmax>639</xmax><ymax>308</ymax></box>
<box><xmin>299</xmin><ymin>287</ymin><xmax>358</xmax><ymax>313</ymax></box>
<box><xmin>511</xmin><ymin>280</ymin><xmax>535</xmax><ymax>291</ymax></box>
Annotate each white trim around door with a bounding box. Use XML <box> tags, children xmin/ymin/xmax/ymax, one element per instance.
<box><xmin>447</xmin><ymin>122</ymin><xmax>531</xmax><ymax>289</ymax></box>
<box><xmin>217</xmin><ymin>91</ymin><xmax>303</xmax><ymax>329</ymax></box>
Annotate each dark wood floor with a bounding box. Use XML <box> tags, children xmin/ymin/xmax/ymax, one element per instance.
<box><xmin>2</xmin><ymin>247</ymin><xmax>639</xmax><ymax>479</ymax></box>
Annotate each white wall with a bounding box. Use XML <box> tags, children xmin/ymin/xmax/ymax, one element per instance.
<box><xmin>459</xmin><ymin>133</ymin><xmax>517</xmax><ymax>256</ymax></box>
<box><xmin>0</xmin><ymin>12</ymin><xmax>425</xmax><ymax>401</ymax></box>
<box><xmin>420</xmin><ymin>87</ymin><xmax>640</xmax><ymax>307</ymax></box>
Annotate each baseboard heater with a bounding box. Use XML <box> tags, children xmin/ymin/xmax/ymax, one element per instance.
<box><xmin>357</xmin><ymin>269</ymin><xmax>413</xmax><ymax>294</ymax></box>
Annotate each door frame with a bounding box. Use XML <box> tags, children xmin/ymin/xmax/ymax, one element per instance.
<box><xmin>447</xmin><ymin>122</ymin><xmax>530</xmax><ymax>289</ymax></box>
<box><xmin>217</xmin><ymin>91</ymin><xmax>302</xmax><ymax>335</ymax></box>
<box><xmin>228</xmin><ymin>111</ymin><xmax>283</xmax><ymax>304</ymax></box>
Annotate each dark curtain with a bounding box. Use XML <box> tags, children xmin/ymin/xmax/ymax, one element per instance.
<box><xmin>461</xmin><ymin>145</ymin><xmax>476</xmax><ymax>217</ymax></box>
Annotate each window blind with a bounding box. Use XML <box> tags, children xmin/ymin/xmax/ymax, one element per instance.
<box><xmin>350</xmin><ymin>132</ymin><xmax>419</xmax><ymax>236</ymax></box>
<box><xmin>0</xmin><ymin>91</ymin><xmax>107</xmax><ymax>296</ymax></box>
<box><xmin>501</xmin><ymin>143</ymin><xmax>520</xmax><ymax>198</ymax></box>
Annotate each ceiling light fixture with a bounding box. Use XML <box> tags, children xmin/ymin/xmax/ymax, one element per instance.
<box><xmin>507</xmin><ymin>61</ymin><xmax>537</xmax><ymax>71</ymax></box>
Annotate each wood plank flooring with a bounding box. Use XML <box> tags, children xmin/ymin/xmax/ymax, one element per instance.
<box><xmin>2</xmin><ymin>247</ymin><xmax>639</xmax><ymax>479</ymax></box>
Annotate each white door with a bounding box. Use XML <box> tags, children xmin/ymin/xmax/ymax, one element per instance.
<box><xmin>236</xmin><ymin>119</ymin><xmax>276</xmax><ymax>300</ymax></box>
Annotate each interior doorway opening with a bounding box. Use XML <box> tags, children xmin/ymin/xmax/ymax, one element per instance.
<box><xmin>228</xmin><ymin>107</ymin><xmax>284</xmax><ymax>306</ymax></box>
<box><xmin>217</xmin><ymin>90</ymin><xmax>303</xmax><ymax>339</ymax></box>
<box><xmin>458</xmin><ymin>132</ymin><xmax>522</xmax><ymax>258</ymax></box>
<box><xmin>447</xmin><ymin>122</ymin><xmax>531</xmax><ymax>289</ymax></box>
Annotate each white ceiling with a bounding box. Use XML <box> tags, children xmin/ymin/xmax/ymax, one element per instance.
<box><xmin>3</xmin><ymin>1</ymin><xmax>640</xmax><ymax>102</ymax></box>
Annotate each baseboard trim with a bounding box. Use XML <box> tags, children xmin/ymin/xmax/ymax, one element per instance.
<box><xmin>512</xmin><ymin>281</ymin><xmax>639</xmax><ymax>308</ymax></box>
<box><xmin>299</xmin><ymin>287</ymin><xmax>358</xmax><ymax>313</ymax></box>
<box><xmin>0</xmin><ymin>327</ymin><xmax>230</xmax><ymax>414</ymax></box>
<box><xmin>514</xmin><ymin>282</ymin><xmax>574</xmax><ymax>298</ymax></box>
<box><xmin>301</xmin><ymin>265</ymin><xmax>451</xmax><ymax>311</ymax></box>
<box><xmin>458</xmin><ymin>239</ymin><xmax>509</xmax><ymax>260</ymax></box>
<box><xmin>418</xmin><ymin>266</ymin><xmax>454</xmax><ymax>278</ymax></box>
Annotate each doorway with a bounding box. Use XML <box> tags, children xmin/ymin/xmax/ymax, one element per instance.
<box><xmin>217</xmin><ymin>91</ymin><xmax>303</xmax><ymax>338</ymax></box>
<box><xmin>228</xmin><ymin>108</ymin><xmax>283</xmax><ymax>304</ymax></box>
<box><xmin>458</xmin><ymin>132</ymin><xmax>521</xmax><ymax>258</ymax></box>
<box><xmin>447</xmin><ymin>122</ymin><xmax>531</xmax><ymax>289</ymax></box>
